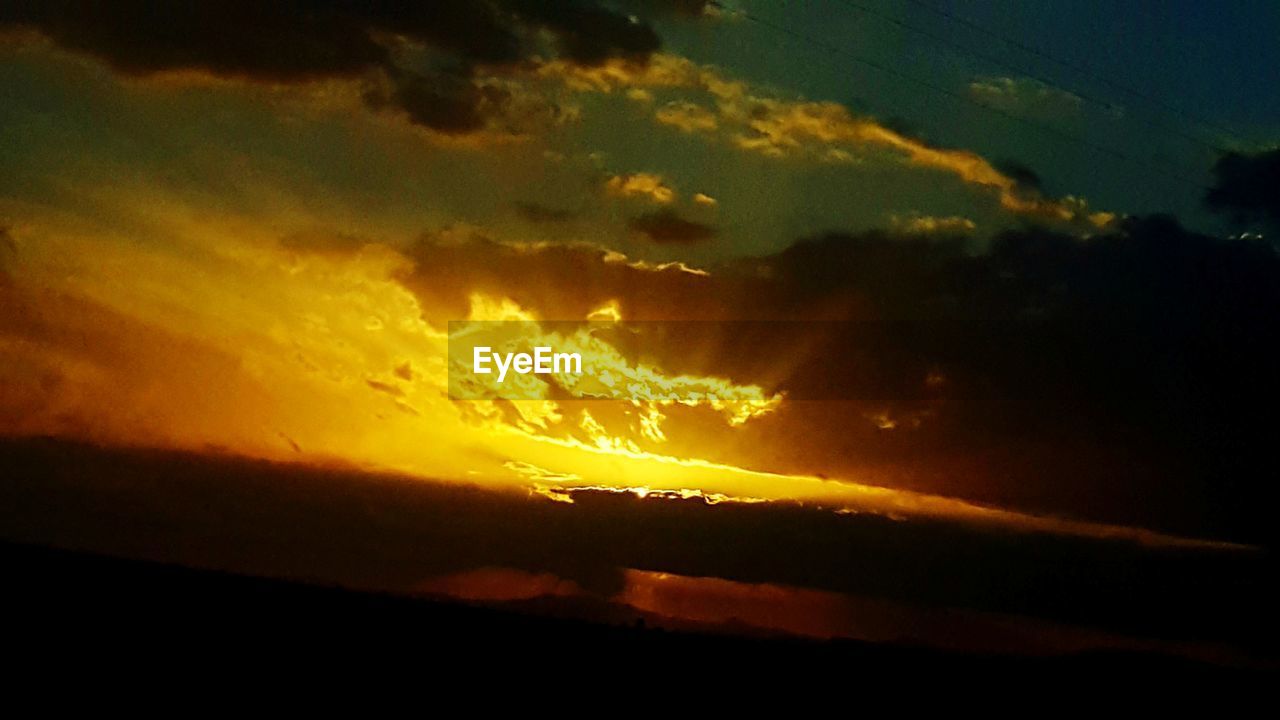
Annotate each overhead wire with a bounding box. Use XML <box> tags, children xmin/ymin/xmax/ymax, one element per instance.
<box><xmin>829</xmin><ymin>0</ymin><xmax>1232</xmax><ymax>155</ymax></box>
<box><xmin>707</xmin><ymin>1</ymin><xmax>1215</xmax><ymax>193</ymax></box>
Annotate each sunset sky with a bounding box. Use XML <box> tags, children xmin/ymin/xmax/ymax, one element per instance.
<box><xmin>2</xmin><ymin>2</ymin><xmax>1278</xmax><ymax>658</ymax></box>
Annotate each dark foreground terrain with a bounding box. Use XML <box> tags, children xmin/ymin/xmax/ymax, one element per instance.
<box><xmin>1</xmin><ymin>540</ymin><xmax>1271</xmax><ymax>685</ymax></box>
<box><xmin>2</xmin><ymin>437</ymin><xmax>1277</xmax><ymax>688</ymax></box>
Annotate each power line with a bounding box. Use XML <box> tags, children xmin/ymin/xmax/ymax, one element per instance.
<box><xmin>708</xmin><ymin>1</ymin><xmax>1213</xmax><ymax>193</ymax></box>
<box><xmin>828</xmin><ymin>0</ymin><xmax>1229</xmax><ymax>156</ymax></box>
<box><xmin>898</xmin><ymin>0</ymin><xmax>1243</xmax><ymax>143</ymax></box>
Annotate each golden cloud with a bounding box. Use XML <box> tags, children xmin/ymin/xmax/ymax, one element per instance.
<box><xmin>541</xmin><ymin>54</ymin><xmax>1113</xmax><ymax>227</ymax></box>
<box><xmin>891</xmin><ymin>214</ymin><xmax>977</xmax><ymax>235</ymax></box>
<box><xmin>604</xmin><ymin>171</ymin><xmax>678</xmax><ymax>204</ymax></box>
<box><xmin>655</xmin><ymin>101</ymin><xmax>719</xmax><ymax>133</ymax></box>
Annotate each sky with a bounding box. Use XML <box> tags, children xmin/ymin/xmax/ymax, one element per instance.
<box><xmin>1</xmin><ymin>2</ymin><xmax>1278</xmax><ymax>658</ymax></box>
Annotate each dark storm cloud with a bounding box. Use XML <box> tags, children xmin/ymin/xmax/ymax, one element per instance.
<box><xmin>0</xmin><ymin>0</ymin><xmax>666</xmax><ymax>134</ymax></box>
<box><xmin>506</xmin><ymin>0</ymin><xmax>659</xmax><ymax>65</ymax></box>
<box><xmin>1205</xmin><ymin>148</ymin><xmax>1280</xmax><ymax>229</ymax></box>
<box><xmin>514</xmin><ymin>202</ymin><xmax>578</xmax><ymax>224</ymax></box>
<box><xmin>629</xmin><ymin>209</ymin><xmax>717</xmax><ymax>244</ymax></box>
<box><xmin>392</xmin><ymin>216</ymin><xmax>1280</xmax><ymax>546</ymax></box>
<box><xmin>994</xmin><ymin>160</ymin><xmax>1045</xmax><ymax>195</ymax></box>
<box><xmin>730</xmin><ymin>217</ymin><xmax>1280</xmax><ymax>546</ymax></box>
<box><xmin>369</xmin><ymin>67</ymin><xmax>500</xmax><ymax>136</ymax></box>
<box><xmin>399</xmin><ymin>229</ymin><xmax>720</xmax><ymax>322</ymax></box>
<box><xmin>0</xmin><ymin>1</ymin><xmax>389</xmax><ymax>81</ymax></box>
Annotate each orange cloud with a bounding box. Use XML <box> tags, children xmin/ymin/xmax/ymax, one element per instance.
<box><xmin>0</xmin><ymin>210</ymin><xmax>1249</xmax><ymax>552</ymax></box>
<box><xmin>891</xmin><ymin>214</ymin><xmax>976</xmax><ymax>235</ymax></box>
<box><xmin>542</xmin><ymin>54</ymin><xmax>1113</xmax><ymax>227</ymax></box>
<box><xmin>604</xmin><ymin>172</ymin><xmax>677</xmax><ymax>203</ymax></box>
<box><xmin>656</xmin><ymin>101</ymin><xmax>719</xmax><ymax>133</ymax></box>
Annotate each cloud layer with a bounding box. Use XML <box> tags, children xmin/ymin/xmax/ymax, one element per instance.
<box><xmin>377</xmin><ymin>215</ymin><xmax>1280</xmax><ymax>545</ymax></box>
<box><xmin>1205</xmin><ymin>148</ymin><xmax>1280</xmax><ymax>230</ymax></box>
<box><xmin>1</xmin><ymin>0</ymin><xmax>665</xmax><ymax>134</ymax></box>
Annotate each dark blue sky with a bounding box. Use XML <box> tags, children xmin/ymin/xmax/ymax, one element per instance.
<box><xmin>661</xmin><ymin>0</ymin><xmax>1278</xmax><ymax>233</ymax></box>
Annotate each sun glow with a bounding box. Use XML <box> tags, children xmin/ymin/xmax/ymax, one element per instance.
<box><xmin>0</xmin><ymin>202</ymin><xmax>1249</xmax><ymax>552</ymax></box>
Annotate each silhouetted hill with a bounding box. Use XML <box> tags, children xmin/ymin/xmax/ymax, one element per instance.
<box><xmin>1</xmin><ymin>540</ymin><xmax>1270</xmax><ymax>684</ymax></box>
